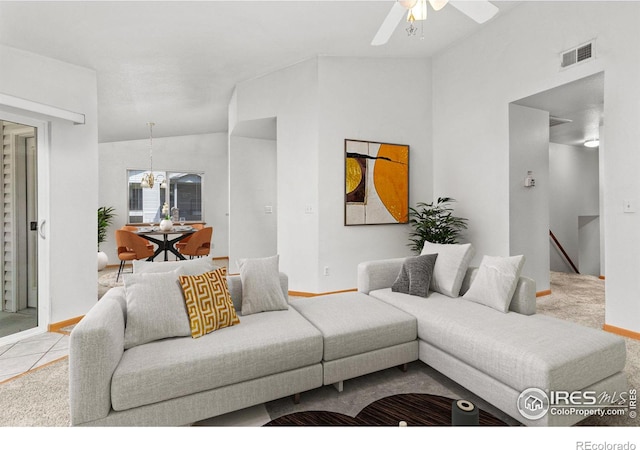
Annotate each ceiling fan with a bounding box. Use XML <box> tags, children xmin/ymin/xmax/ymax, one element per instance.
<box><xmin>371</xmin><ymin>0</ymin><xmax>499</xmax><ymax>46</ymax></box>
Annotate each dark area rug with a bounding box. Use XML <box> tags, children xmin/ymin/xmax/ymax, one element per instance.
<box><xmin>265</xmin><ymin>393</ymin><xmax>507</xmax><ymax>426</ymax></box>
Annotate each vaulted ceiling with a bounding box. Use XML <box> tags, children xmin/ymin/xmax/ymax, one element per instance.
<box><xmin>0</xmin><ymin>1</ymin><xmax>522</xmax><ymax>142</ymax></box>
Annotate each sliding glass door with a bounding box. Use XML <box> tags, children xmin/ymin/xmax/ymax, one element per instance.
<box><xmin>0</xmin><ymin>119</ymin><xmax>39</xmax><ymax>339</ymax></box>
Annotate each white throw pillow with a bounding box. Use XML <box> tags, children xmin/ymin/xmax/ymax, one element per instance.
<box><xmin>237</xmin><ymin>255</ymin><xmax>288</xmax><ymax>315</ymax></box>
<box><xmin>462</xmin><ymin>255</ymin><xmax>526</xmax><ymax>313</ymax></box>
<box><xmin>123</xmin><ymin>268</ymin><xmax>191</xmax><ymax>349</ymax></box>
<box><xmin>421</xmin><ymin>241</ymin><xmax>475</xmax><ymax>297</ymax></box>
<box><xmin>133</xmin><ymin>258</ymin><xmax>216</xmax><ymax>276</ymax></box>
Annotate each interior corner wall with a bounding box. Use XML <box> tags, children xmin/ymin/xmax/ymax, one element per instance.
<box><xmin>549</xmin><ymin>142</ymin><xmax>600</xmax><ymax>275</ymax></box>
<box><xmin>0</xmin><ymin>44</ymin><xmax>98</xmax><ymax>324</ymax></box>
<box><xmin>508</xmin><ymin>104</ymin><xmax>550</xmax><ymax>291</ymax></box>
<box><xmin>231</xmin><ymin>58</ymin><xmax>320</xmax><ymax>292</ymax></box>
<box><xmin>317</xmin><ymin>56</ymin><xmax>432</xmax><ymax>292</ymax></box>
<box><xmin>432</xmin><ymin>2</ymin><xmax>640</xmax><ymax>332</ymax></box>
<box><xmin>228</xmin><ymin>136</ymin><xmax>277</xmax><ymax>270</ymax></box>
<box><xmin>99</xmin><ymin>132</ymin><xmax>229</xmax><ymax>265</ymax></box>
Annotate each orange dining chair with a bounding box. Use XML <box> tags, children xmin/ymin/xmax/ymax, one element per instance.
<box><xmin>174</xmin><ymin>223</ymin><xmax>206</xmax><ymax>254</ymax></box>
<box><xmin>115</xmin><ymin>230</ymin><xmax>155</xmax><ymax>281</ymax></box>
<box><xmin>177</xmin><ymin>227</ymin><xmax>212</xmax><ymax>259</ymax></box>
<box><xmin>121</xmin><ymin>225</ymin><xmax>154</xmax><ymax>251</ymax></box>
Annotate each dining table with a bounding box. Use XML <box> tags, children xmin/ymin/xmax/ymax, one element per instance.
<box><xmin>135</xmin><ymin>226</ymin><xmax>196</xmax><ymax>261</ymax></box>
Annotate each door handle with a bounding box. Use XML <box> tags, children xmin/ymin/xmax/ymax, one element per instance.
<box><xmin>38</xmin><ymin>220</ymin><xmax>47</xmax><ymax>239</ymax></box>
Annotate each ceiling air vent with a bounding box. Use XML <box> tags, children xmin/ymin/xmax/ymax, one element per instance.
<box><xmin>549</xmin><ymin>116</ymin><xmax>573</xmax><ymax>127</ymax></box>
<box><xmin>561</xmin><ymin>41</ymin><xmax>594</xmax><ymax>69</ymax></box>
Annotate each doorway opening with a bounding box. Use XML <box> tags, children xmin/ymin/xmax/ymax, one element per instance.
<box><xmin>0</xmin><ymin>119</ymin><xmax>39</xmax><ymax>339</ymax></box>
<box><xmin>510</xmin><ymin>72</ymin><xmax>605</xmax><ymax>292</ymax></box>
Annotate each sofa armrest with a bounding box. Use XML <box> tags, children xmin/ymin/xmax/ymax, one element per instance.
<box><xmin>460</xmin><ymin>267</ymin><xmax>536</xmax><ymax>316</ymax></box>
<box><xmin>357</xmin><ymin>258</ymin><xmax>405</xmax><ymax>294</ymax></box>
<box><xmin>69</xmin><ymin>287</ymin><xmax>126</xmax><ymax>425</ymax></box>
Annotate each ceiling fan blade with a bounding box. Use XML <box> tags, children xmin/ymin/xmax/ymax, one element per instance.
<box><xmin>449</xmin><ymin>1</ymin><xmax>498</xmax><ymax>24</ymax></box>
<box><xmin>371</xmin><ymin>2</ymin><xmax>407</xmax><ymax>46</ymax></box>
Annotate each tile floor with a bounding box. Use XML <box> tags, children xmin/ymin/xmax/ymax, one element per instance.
<box><xmin>0</xmin><ymin>331</ymin><xmax>69</xmax><ymax>383</ymax></box>
<box><xmin>0</xmin><ymin>259</ymin><xmax>229</xmax><ymax>385</ymax></box>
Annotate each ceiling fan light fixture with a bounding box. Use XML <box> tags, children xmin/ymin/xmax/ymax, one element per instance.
<box><xmin>408</xmin><ymin>0</ymin><xmax>428</xmax><ymax>22</ymax></box>
<box><xmin>399</xmin><ymin>0</ymin><xmax>418</xmax><ymax>9</ymax></box>
<box><xmin>584</xmin><ymin>139</ymin><xmax>599</xmax><ymax>148</ymax></box>
<box><xmin>429</xmin><ymin>0</ymin><xmax>449</xmax><ymax>11</ymax></box>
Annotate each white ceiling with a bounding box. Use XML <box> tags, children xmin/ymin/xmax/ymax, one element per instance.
<box><xmin>514</xmin><ymin>72</ymin><xmax>604</xmax><ymax>148</ymax></box>
<box><xmin>0</xmin><ymin>1</ymin><xmax>521</xmax><ymax>143</ymax></box>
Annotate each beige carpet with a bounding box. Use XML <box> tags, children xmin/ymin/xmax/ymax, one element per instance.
<box><xmin>0</xmin><ymin>271</ymin><xmax>636</xmax><ymax>427</ymax></box>
<box><xmin>536</xmin><ymin>272</ymin><xmax>639</xmax><ymax>426</ymax></box>
<box><xmin>0</xmin><ymin>357</ymin><xmax>70</xmax><ymax>426</ymax></box>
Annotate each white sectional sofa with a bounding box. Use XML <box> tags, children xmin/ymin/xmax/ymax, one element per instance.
<box><xmin>69</xmin><ymin>247</ymin><xmax>628</xmax><ymax>427</ymax></box>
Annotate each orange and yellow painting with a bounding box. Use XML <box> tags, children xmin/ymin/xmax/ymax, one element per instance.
<box><xmin>345</xmin><ymin>139</ymin><xmax>409</xmax><ymax>225</ymax></box>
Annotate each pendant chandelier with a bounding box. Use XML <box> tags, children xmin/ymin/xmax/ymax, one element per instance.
<box><xmin>140</xmin><ymin>122</ymin><xmax>166</xmax><ymax>189</ymax></box>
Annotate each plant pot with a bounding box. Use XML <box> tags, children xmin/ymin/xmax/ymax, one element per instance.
<box><xmin>160</xmin><ymin>219</ymin><xmax>173</xmax><ymax>231</ymax></box>
<box><xmin>98</xmin><ymin>251</ymin><xmax>108</xmax><ymax>271</ymax></box>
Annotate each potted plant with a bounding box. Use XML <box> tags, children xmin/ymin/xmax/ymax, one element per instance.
<box><xmin>98</xmin><ymin>206</ymin><xmax>116</xmax><ymax>271</ymax></box>
<box><xmin>407</xmin><ymin>197</ymin><xmax>468</xmax><ymax>254</ymax></box>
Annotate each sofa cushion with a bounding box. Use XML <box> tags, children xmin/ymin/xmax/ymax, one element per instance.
<box><xmin>178</xmin><ymin>267</ymin><xmax>240</xmax><ymax>338</ymax></box>
<box><xmin>420</xmin><ymin>241</ymin><xmax>474</xmax><ymax>297</ymax></box>
<box><xmin>392</xmin><ymin>253</ymin><xmax>438</xmax><ymax>298</ymax></box>
<box><xmin>462</xmin><ymin>255</ymin><xmax>525</xmax><ymax>313</ymax></box>
<box><xmin>369</xmin><ymin>288</ymin><xmax>626</xmax><ymax>393</ymax></box>
<box><xmin>122</xmin><ymin>268</ymin><xmax>191</xmax><ymax>349</ymax></box>
<box><xmin>289</xmin><ymin>292</ymin><xmax>417</xmax><ymax>361</ymax></box>
<box><xmin>111</xmin><ymin>306</ymin><xmax>323</xmax><ymax>411</ymax></box>
<box><xmin>237</xmin><ymin>255</ymin><xmax>288</xmax><ymax>315</ymax></box>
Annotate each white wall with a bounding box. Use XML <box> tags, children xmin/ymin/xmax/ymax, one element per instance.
<box><xmin>231</xmin><ymin>56</ymin><xmax>432</xmax><ymax>292</ymax></box>
<box><xmin>230</xmin><ymin>58</ymin><xmax>320</xmax><ymax>292</ymax></box>
<box><xmin>549</xmin><ymin>143</ymin><xmax>600</xmax><ymax>275</ymax></box>
<box><xmin>317</xmin><ymin>56</ymin><xmax>432</xmax><ymax>292</ymax></box>
<box><xmin>228</xmin><ymin>136</ymin><xmax>277</xmax><ymax>270</ymax></box>
<box><xmin>509</xmin><ymin>104</ymin><xmax>550</xmax><ymax>291</ymax></box>
<box><xmin>432</xmin><ymin>2</ymin><xmax>640</xmax><ymax>332</ymax></box>
<box><xmin>99</xmin><ymin>133</ymin><xmax>228</xmax><ymax>264</ymax></box>
<box><xmin>0</xmin><ymin>45</ymin><xmax>98</xmax><ymax>324</ymax></box>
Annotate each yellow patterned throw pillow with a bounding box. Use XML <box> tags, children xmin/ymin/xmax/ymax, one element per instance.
<box><xmin>178</xmin><ymin>267</ymin><xmax>240</xmax><ymax>338</ymax></box>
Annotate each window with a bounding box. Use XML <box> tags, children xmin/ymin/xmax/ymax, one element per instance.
<box><xmin>127</xmin><ymin>170</ymin><xmax>203</xmax><ymax>224</ymax></box>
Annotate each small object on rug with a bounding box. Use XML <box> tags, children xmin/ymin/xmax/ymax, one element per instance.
<box><xmin>451</xmin><ymin>399</ymin><xmax>479</xmax><ymax>426</ymax></box>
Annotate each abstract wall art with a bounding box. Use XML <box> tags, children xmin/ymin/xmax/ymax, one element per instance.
<box><xmin>345</xmin><ymin>139</ymin><xmax>409</xmax><ymax>226</ymax></box>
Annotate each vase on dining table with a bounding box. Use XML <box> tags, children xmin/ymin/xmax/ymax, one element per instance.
<box><xmin>159</xmin><ymin>218</ymin><xmax>173</xmax><ymax>231</ymax></box>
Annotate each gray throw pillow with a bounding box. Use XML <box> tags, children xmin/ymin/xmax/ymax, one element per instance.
<box><xmin>392</xmin><ymin>253</ymin><xmax>438</xmax><ymax>298</ymax></box>
<box><xmin>123</xmin><ymin>268</ymin><xmax>191</xmax><ymax>349</ymax></box>
<box><xmin>237</xmin><ymin>255</ymin><xmax>288</xmax><ymax>315</ymax></box>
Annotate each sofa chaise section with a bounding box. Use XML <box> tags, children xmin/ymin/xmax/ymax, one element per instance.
<box><xmin>358</xmin><ymin>257</ymin><xmax>628</xmax><ymax>426</ymax></box>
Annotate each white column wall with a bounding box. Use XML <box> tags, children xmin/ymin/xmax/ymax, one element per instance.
<box><xmin>230</xmin><ymin>58</ymin><xmax>320</xmax><ymax>292</ymax></box>
<box><xmin>509</xmin><ymin>104</ymin><xmax>550</xmax><ymax>291</ymax></box>
<box><xmin>228</xmin><ymin>136</ymin><xmax>277</xmax><ymax>271</ymax></box>
<box><xmin>0</xmin><ymin>45</ymin><xmax>98</xmax><ymax>323</ymax></box>
<box><xmin>317</xmin><ymin>56</ymin><xmax>432</xmax><ymax>292</ymax></box>
<box><xmin>432</xmin><ymin>2</ymin><xmax>640</xmax><ymax>332</ymax></box>
<box><xmin>99</xmin><ymin>132</ymin><xmax>229</xmax><ymax>264</ymax></box>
